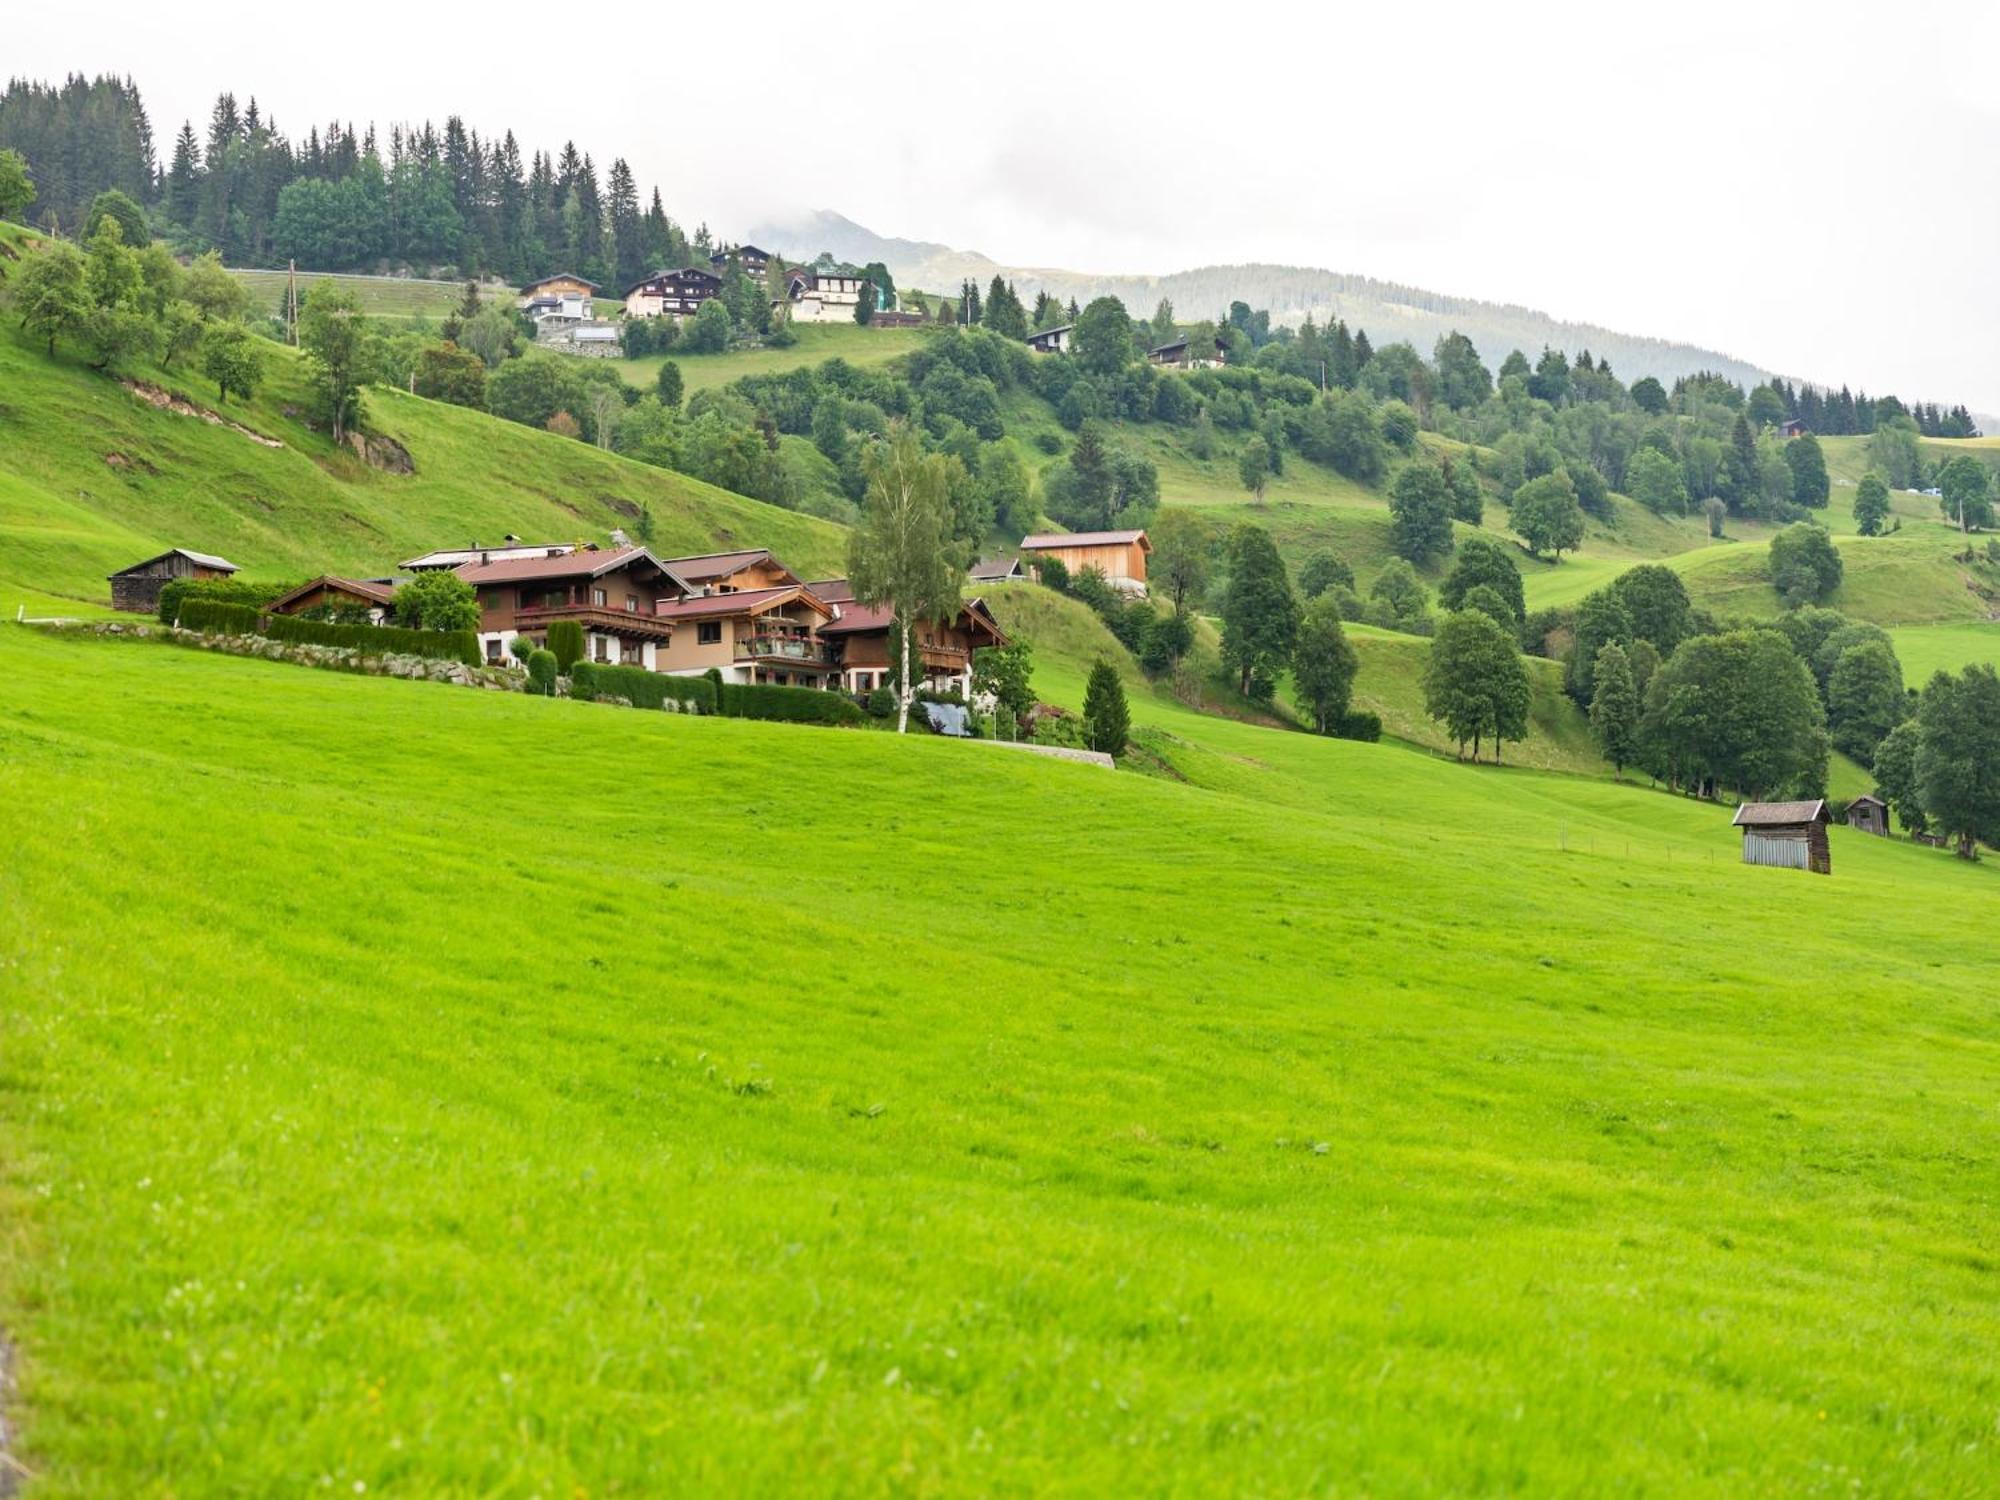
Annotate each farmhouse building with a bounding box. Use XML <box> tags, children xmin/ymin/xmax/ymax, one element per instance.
<box><xmin>780</xmin><ymin>268</ymin><xmax>869</xmax><ymax>325</ymax></box>
<box><xmin>1026</xmin><ymin>324</ymin><xmax>1074</xmax><ymax>355</ymax></box>
<box><xmin>709</xmin><ymin>245</ymin><xmax>772</xmax><ymax>281</ymax></box>
<box><xmin>524</xmin><ymin>291</ymin><xmax>592</xmax><ymax>326</ymax></box>
<box><xmin>108</xmin><ymin>548</ymin><xmax>241</xmax><ymax>614</ymax></box>
<box><xmin>1779</xmin><ymin>417</ymin><xmax>1809</xmax><ymax>439</ymax></box>
<box><xmin>1845</xmin><ymin>793</ymin><xmax>1889</xmax><ymax>837</ymax></box>
<box><xmin>1018</xmin><ymin>529</ymin><xmax>1151</xmax><ymax>595</ymax></box>
<box><xmin>970</xmin><ymin>556</ymin><xmax>1025</xmax><ymax>584</ymax></box>
<box><xmin>266</xmin><ymin>576</ymin><xmax>398</xmax><ymax>624</ymax></box>
<box><xmin>653</xmin><ymin>585</ymin><xmax>838</xmax><ymax>686</ymax></box>
<box><xmin>455</xmin><ymin>545</ymin><xmax>684</xmax><ymax>668</ymax></box>
<box><xmin>517</xmin><ymin>273</ymin><xmax>599</xmax><ymax>306</ymax></box>
<box><xmin>624</xmin><ymin>268</ymin><xmax>723</xmax><ymax>320</ymax></box>
<box><xmin>809</xmin><ymin>579</ymin><xmax>1008</xmax><ymax>697</ymax></box>
<box><xmin>1733</xmin><ymin>800</ymin><xmax>1832</xmax><ymax>874</ymax></box>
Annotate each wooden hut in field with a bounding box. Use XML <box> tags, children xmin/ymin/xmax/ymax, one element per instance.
<box><xmin>107</xmin><ymin>548</ymin><xmax>240</xmax><ymax>613</ymax></box>
<box><xmin>1733</xmin><ymin>800</ymin><xmax>1832</xmax><ymax>874</ymax></box>
<box><xmin>1845</xmin><ymin>794</ymin><xmax>1889</xmax><ymax>837</ymax></box>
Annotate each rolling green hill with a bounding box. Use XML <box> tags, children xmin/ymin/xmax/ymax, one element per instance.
<box><xmin>4</xmin><ymin>620</ymin><xmax>1997</xmax><ymax>1494</ymax></box>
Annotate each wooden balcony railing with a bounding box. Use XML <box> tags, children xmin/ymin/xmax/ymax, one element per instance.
<box><xmin>512</xmin><ymin>603</ymin><xmax>676</xmax><ymax>641</ymax></box>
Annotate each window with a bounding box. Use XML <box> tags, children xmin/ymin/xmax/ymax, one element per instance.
<box><xmin>593</xmin><ymin>636</ymin><xmax>610</xmax><ymax>663</ymax></box>
<box><xmin>485</xmin><ymin>639</ymin><xmax>502</xmax><ymax>664</ymax></box>
<box><xmin>621</xmin><ymin>640</ymin><xmax>642</xmax><ymax>665</ymax></box>
<box><xmin>592</xmin><ymin>588</ymin><xmax>607</xmax><ymax>607</ymax></box>
<box><xmin>625</xmin><ymin>595</ymin><xmax>637</xmax><ymax>613</ymax></box>
<box><xmin>697</xmin><ymin>621</ymin><xmax>722</xmax><ymax>646</ymax></box>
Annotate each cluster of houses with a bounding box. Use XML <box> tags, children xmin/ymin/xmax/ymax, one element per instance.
<box><xmin>107</xmin><ymin>531</ymin><xmax>1157</xmax><ymax>700</ymax></box>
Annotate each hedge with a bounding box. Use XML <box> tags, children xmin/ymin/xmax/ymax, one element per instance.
<box><xmin>570</xmin><ymin>661</ymin><xmax>715</xmax><ymax>713</ymax></box>
<box><xmin>157</xmin><ymin>576</ymin><xmax>294</xmax><ymax>624</ymax></box>
<box><xmin>1330</xmin><ymin>709</ymin><xmax>1383</xmax><ymax>743</ymax></box>
<box><xmin>174</xmin><ymin>597</ymin><xmax>479</xmax><ymax>666</ymax></box>
<box><xmin>718</xmin><ymin>682</ymin><xmax>866</xmax><ymax>726</ymax></box>
<box><xmin>260</xmin><ymin>613</ymin><xmax>480</xmax><ymax>667</ymax></box>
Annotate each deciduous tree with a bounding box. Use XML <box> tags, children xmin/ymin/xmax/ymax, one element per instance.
<box><xmin>1219</xmin><ymin>524</ymin><xmax>1298</xmax><ymax>696</ymax></box>
<box><xmin>1913</xmin><ymin>664</ymin><xmax>2000</xmax><ymax>857</ymax></box>
<box><xmin>848</xmin><ymin>423</ymin><xmax>966</xmax><ymax>734</ymax></box>
<box><xmin>1424</xmin><ymin>609</ymin><xmax>1529</xmax><ymax>762</ymax></box>
<box><xmin>1292</xmin><ymin>595</ymin><xmax>1359</xmax><ymax>733</ymax></box>
<box><xmin>1511</xmin><ymin>471</ymin><xmax>1584</xmax><ymax>559</ymax></box>
<box><xmin>1589</xmin><ymin>641</ymin><xmax>1639</xmax><ymax>777</ymax></box>
<box><xmin>1389</xmin><ymin>459</ymin><xmax>1455</xmax><ymax>565</ymax></box>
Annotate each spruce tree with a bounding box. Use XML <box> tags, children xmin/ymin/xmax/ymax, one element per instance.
<box><xmin>1083</xmin><ymin>661</ymin><xmax>1129</xmax><ymax>757</ymax></box>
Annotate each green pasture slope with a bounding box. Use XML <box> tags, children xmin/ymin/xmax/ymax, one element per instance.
<box><xmin>0</xmin><ymin>320</ymin><xmax>845</xmax><ymax>614</ymax></box>
<box><xmin>4</xmin><ymin>623</ymin><xmax>1998</xmax><ymax>1494</ymax></box>
<box><xmin>612</xmin><ymin>322</ymin><xmax>931</xmax><ymax>397</ymax></box>
<box><xmin>225</xmin><ymin>268</ymin><xmax>482</xmax><ymax>326</ymax></box>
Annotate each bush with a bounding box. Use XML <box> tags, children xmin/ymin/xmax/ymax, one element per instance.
<box><xmin>865</xmin><ymin>686</ymin><xmax>896</xmax><ymax>719</ymax></box>
<box><xmin>260</xmin><ymin>612</ymin><xmax>480</xmax><ymax>666</ymax></box>
<box><xmin>175</xmin><ymin>599</ymin><xmax>263</xmax><ymax>635</ymax></box>
<box><xmin>527</xmin><ymin>649</ymin><xmax>558</xmax><ymax>695</ymax></box>
<box><xmin>158</xmin><ymin>576</ymin><xmax>290</xmax><ymax>624</ymax></box>
<box><xmin>545</xmin><ymin>618</ymin><xmax>587</xmax><ymax>672</ymax></box>
<box><xmin>569</xmin><ymin>661</ymin><xmax>715</xmax><ymax>712</ymax></box>
<box><xmin>1036</xmin><ymin>556</ymin><xmax>1070</xmax><ymax>593</ymax></box>
<box><xmin>717</xmin><ymin>683</ymin><xmax>866</xmax><ymax>726</ymax></box>
<box><xmin>509</xmin><ymin>637</ymin><xmax>535</xmax><ymax>664</ymax></box>
<box><xmin>1328</xmin><ymin>709</ymin><xmax>1382</xmax><ymax>742</ymax></box>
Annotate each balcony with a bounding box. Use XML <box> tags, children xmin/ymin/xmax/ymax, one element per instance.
<box><xmin>918</xmin><ymin>641</ymin><xmax>970</xmax><ymax>670</ymax></box>
<box><xmin>737</xmin><ymin>633</ymin><xmax>835</xmax><ymax>669</ymax></box>
<box><xmin>512</xmin><ymin>603</ymin><xmax>676</xmax><ymax>641</ymax></box>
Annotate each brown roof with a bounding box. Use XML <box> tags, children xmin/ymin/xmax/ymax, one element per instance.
<box><xmin>455</xmin><ymin>545</ymin><xmax>682</xmax><ymax>588</ymax></box>
<box><xmin>658</xmin><ymin>548</ymin><xmax>777</xmax><ymax>581</ymax></box>
<box><xmin>652</xmin><ymin>584</ymin><xmax>830</xmax><ymax>621</ymax></box>
<box><xmin>807</xmin><ymin>577</ymin><xmax>855</xmax><ymax>604</ymax></box>
<box><xmin>520</xmin><ymin>272</ymin><xmax>599</xmax><ymax>292</ymax></box>
<box><xmin>821</xmin><ymin>595</ymin><xmax>1008</xmax><ymax>648</ymax></box>
<box><xmin>970</xmin><ymin>557</ymin><xmax>1023</xmax><ymax>581</ymax></box>
<box><xmin>1847</xmin><ymin>793</ymin><xmax>1887</xmax><ymax>808</ymax></box>
<box><xmin>1018</xmin><ymin>530</ymin><xmax>1150</xmax><ymax>552</ymax></box>
<box><xmin>1733</xmin><ymin>800</ymin><xmax>1829</xmax><ymax>828</ymax></box>
<box><xmin>266</xmin><ymin>575</ymin><xmax>398</xmax><ymax>611</ymax></box>
<box><xmin>111</xmin><ymin>547</ymin><xmax>241</xmax><ymax>577</ymax></box>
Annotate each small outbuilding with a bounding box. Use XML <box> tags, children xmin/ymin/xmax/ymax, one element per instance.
<box><xmin>108</xmin><ymin>548</ymin><xmax>241</xmax><ymax>614</ymax></box>
<box><xmin>1845</xmin><ymin>793</ymin><xmax>1889</xmax><ymax>837</ymax></box>
<box><xmin>266</xmin><ymin>576</ymin><xmax>399</xmax><ymax>624</ymax></box>
<box><xmin>1733</xmin><ymin>799</ymin><xmax>1832</xmax><ymax>874</ymax></box>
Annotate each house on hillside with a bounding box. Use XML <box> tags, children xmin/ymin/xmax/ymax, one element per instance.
<box><xmin>624</xmin><ymin>268</ymin><xmax>723</xmax><ymax>320</ymax></box>
<box><xmin>108</xmin><ymin>548</ymin><xmax>241</xmax><ymax>614</ymax></box>
<box><xmin>517</xmin><ymin>274</ymin><xmax>599</xmax><ymax>313</ymax></box>
<box><xmin>1018</xmin><ymin>529</ymin><xmax>1151</xmax><ymax>596</ymax></box>
<box><xmin>778</xmin><ymin>268</ymin><xmax>869</xmax><ymax>325</ymax></box>
<box><xmin>1733</xmin><ymin>800</ymin><xmax>1832</xmax><ymax>874</ymax></box>
<box><xmin>523</xmin><ymin>291</ymin><xmax>593</xmax><ymax>327</ymax></box>
<box><xmin>1149</xmin><ymin>336</ymin><xmax>1224</xmax><ymax>371</ymax></box>
<box><xmin>1779</xmin><ymin>417</ymin><xmax>1809</xmax><ymax>439</ymax></box>
<box><xmin>709</xmin><ymin>245</ymin><xmax>772</xmax><ymax>281</ymax></box>
<box><xmin>809</xmin><ymin>579</ymin><xmax>1009</xmax><ymax>698</ymax></box>
<box><xmin>970</xmin><ymin>556</ymin><xmax>1025</xmax><ymax>585</ymax></box>
<box><xmin>1845</xmin><ymin>793</ymin><xmax>1889</xmax><ymax>837</ymax></box>
<box><xmin>402</xmin><ymin>541</ymin><xmax>579</xmax><ymax>573</ymax></box>
<box><xmin>647</xmin><ymin>549</ymin><xmax>839</xmax><ymax>687</ymax></box>
<box><xmin>1026</xmin><ymin>325</ymin><xmax>1073</xmax><ymax>355</ymax></box>
<box><xmin>267</xmin><ymin>576</ymin><xmax>399</xmax><ymax>624</ymax></box>
<box><xmin>455</xmin><ymin>545</ymin><xmax>684</xmax><ymax>668</ymax></box>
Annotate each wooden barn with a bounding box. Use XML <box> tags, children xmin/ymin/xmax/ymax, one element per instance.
<box><xmin>1733</xmin><ymin>800</ymin><xmax>1832</xmax><ymax>874</ymax></box>
<box><xmin>1845</xmin><ymin>794</ymin><xmax>1890</xmax><ymax>837</ymax></box>
<box><xmin>108</xmin><ymin>548</ymin><xmax>240</xmax><ymax>614</ymax></box>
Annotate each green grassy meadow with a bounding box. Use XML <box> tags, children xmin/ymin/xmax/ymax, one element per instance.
<box><xmin>611</xmin><ymin>324</ymin><xmax>932</xmax><ymax>396</ymax></box>
<box><xmin>226</xmin><ymin>269</ymin><xmax>487</xmax><ymax>326</ymax></box>
<box><xmin>4</xmin><ymin>622</ymin><xmax>1999</xmax><ymax>1495</ymax></box>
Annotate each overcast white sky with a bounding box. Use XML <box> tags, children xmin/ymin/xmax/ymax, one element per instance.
<box><xmin>16</xmin><ymin>0</ymin><xmax>1999</xmax><ymax>408</ymax></box>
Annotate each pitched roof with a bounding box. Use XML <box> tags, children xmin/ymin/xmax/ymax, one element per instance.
<box><xmin>1733</xmin><ymin>800</ymin><xmax>1829</xmax><ymax>828</ymax></box>
<box><xmin>806</xmin><ymin>577</ymin><xmax>854</xmax><ymax>604</ymax></box>
<box><xmin>623</xmin><ymin>266</ymin><xmax>723</xmax><ymax>297</ymax></box>
<box><xmin>819</xmin><ymin>594</ymin><xmax>1008</xmax><ymax>648</ymax></box>
<box><xmin>110</xmin><ymin>547</ymin><xmax>241</xmax><ymax>577</ymax></box>
<box><xmin>1847</xmin><ymin>793</ymin><xmax>1887</xmax><ymax>809</ymax></box>
<box><xmin>657</xmin><ymin>548</ymin><xmax>776</xmax><ymax>581</ymax></box>
<box><xmin>266</xmin><ymin>575</ymin><xmax>398</xmax><ymax>611</ymax></box>
<box><xmin>1028</xmin><ymin>324</ymin><xmax>1074</xmax><ymax>338</ymax></box>
<box><xmin>1151</xmin><ymin>338</ymin><xmax>1190</xmax><ymax>356</ymax></box>
<box><xmin>970</xmin><ymin>557</ymin><xmax>1023</xmax><ymax>581</ymax></box>
<box><xmin>651</xmin><ymin>584</ymin><xmax>830</xmax><ymax>621</ymax></box>
<box><xmin>400</xmin><ymin>542</ymin><xmax>576</xmax><ymax>570</ymax></box>
<box><xmin>1018</xmin><ymin>530</ymin><xmax>1150</xmax><ymax>551</ymax></box>
<box><xmin>455</xmin><ymin>545</ymin><xmax>683</xmax><ymax>588</ymax></box>
<box><xmin>520</xmin><ymin>272</ymin><xmax>599</xmax><ymax>292</ymax></box>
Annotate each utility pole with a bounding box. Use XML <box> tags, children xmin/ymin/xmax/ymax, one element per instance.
<box><xmin>286</xmin><ymin>259</ymin><xmax>298</xmax><ymax>346</ymax></box>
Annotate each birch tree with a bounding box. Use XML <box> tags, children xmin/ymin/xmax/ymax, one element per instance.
<box><xmin>848</xmin><ymin>423</ymin><xmax>965</xmax><ymax>734</ymax></box>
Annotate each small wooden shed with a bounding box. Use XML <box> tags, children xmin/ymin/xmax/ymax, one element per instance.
<box><xmin>1733</xmin><ymin>799</ymin><xmax>1832</xmax><ymax>874</ymax></box>
<box><xmin>1845</xmin><ymin>794</ymin><xmax>1889</xmax><ymax>838</ymax></box>
<box><xmin>107</xmin><ymin>548</ymin><xmax>241</xmax><ymax>614</ymax></box>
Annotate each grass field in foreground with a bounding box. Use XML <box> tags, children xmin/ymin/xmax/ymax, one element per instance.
<box><xmin>2</xmin><ymin>624</ymin><xmax>1997</xmax><ymax>1495</ymax></box>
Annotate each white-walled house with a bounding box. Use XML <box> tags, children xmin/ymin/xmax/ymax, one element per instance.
<box><xmin>780</xmin><ymin>268</ymin><xmax>870</xmax><ymax>324</ymax></box>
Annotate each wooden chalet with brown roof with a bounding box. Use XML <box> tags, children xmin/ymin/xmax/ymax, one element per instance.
<box><xmin>649</xmin><ymin>549</ymin><xmax>837</xmax><ymax>686</ymax></box>
<box><xmin>1018</xmin><ymin>529</ymin><xmax>1151</xmax><ymax>595</ymax></box>
<box><xmin>709</xmin><ymin>245</ymin><xmax>773</xmax><ymax>281</ymax></box>
<box><xmin>108</xmin><ymin>548</ymin><xmax>241</xmax><ymax>614</ymax></box>
<box><xmin>518</xmin><ymin>273</ymin><xmax>599</xmax><ymax>304</ymax></box>
<box><xmin>455</xmin><ymin>545</ymin><xmax>685</xmax><ymax>668</ymax></box>
<box><xmin>401</xmin><ymin>541</ymin><xmax>577</xmax><ymax>572</ymax></box>
<box><xmin>267</xmin><ymin>576</ymin><xmax>399</xmax><ymax>624</ymax></box>
<box><xmin>624</xmin><ymin>267</ymin><xmax>723</xmax><ymax>320</ymax></box>
<box><xmin>809</xmin><ymin>579</ymin><xmax>1009</xmax><ymax>697</ymax></box>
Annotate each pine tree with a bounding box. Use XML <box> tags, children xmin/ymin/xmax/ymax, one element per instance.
<box><xmin>1083</xmin><ymin>661</ymin><xmax>1130</xmax><ymax>757</ymax></box>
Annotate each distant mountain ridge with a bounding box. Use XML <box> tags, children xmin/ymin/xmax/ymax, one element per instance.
<box><xmin>746</xmin><ymin>209</ymin><xmax>1786</xmax><ymax>394</ymax></box>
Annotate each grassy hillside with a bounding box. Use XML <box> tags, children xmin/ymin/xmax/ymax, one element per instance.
<box><xmin>4</xmin><ymin>623</ymin><xmax>1997</xmax><ymax>1493</ymax></box>
<box><xmin>0</xmin><ymin>321</ymin><xmax>846</xmax><ymax>614</ymax></box>
<box><xmin>612</xmin><ymin>323</ymin><xmax>932</xmax><ymax>397</ymax></box>
<box><xmin>226</xmin><ymin>268</ymin><xmax>495</xmax><ymax>326</ymax></box>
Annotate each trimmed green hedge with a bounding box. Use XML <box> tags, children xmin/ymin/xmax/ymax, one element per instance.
<box><xmin>261</xmin><ymin>613</ymin><xmax>480</xmax><ymax>667</ymax></box>
<box><xmin>570</xmin><ymin>662</ymin><xmax>715</xmax><ymax>713</ymax></box>
<box><xmin>176</xmin><ymin>599</ymin><xmax>264</xmax><ymax>635</ymax></box>
<box><xmin>718</xmin><ymin>682</ymin><xmax>866</xmax><ymax>726</ymax></box>
<box><xmin>157</xmin><ymin>576</ymin><xmax>293</xmax><ymax>624</ymax></box>
<box><xmin>1330</xmin><ymin>709</ymin><xmax>1383</xmax><ymax>743</ymax></box>
<box><xmin>174</xmin><ymin>597</ymin><xmax>479</xmax><ymax>667</ymax></box>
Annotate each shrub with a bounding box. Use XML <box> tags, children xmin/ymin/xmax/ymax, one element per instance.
<box><xmin>1035</xmin><ymin>556</ymin><xmax>1070</xmax><ymax>593</ymax></box>
<box><xmin>570</xmin><ymin>662</ymin><xmax>715</xmax><ymax>713</ymax></box>
<box><xmin>717</xmin><ymin>683</ymin><xmax>866</xmax><ymax>726</ymax></box>
<box><xmin>509</xmin><ymin>637</ymin><xmax>535</xmax><ymax>664</ymax></box>
<box><xmin>1329</xmin><ymin>709</ymin><xmax>1382</xmax><ymax>742</ymax></box>
<box><xmin>262</xmin><ymin>613</ymin><xmax>481</xmax><ymax>666</ymax></box>
<box><xmin>175</xmin><ymin>599</ymin><xmax>263</xmax><ymax>635</ymax></box>
<box><xmin>158</xmin><ymin>576</ymin><xmax>290</xmax><ymax>624</ymax></box>
<box><xmin>527</xmin><ymin>649</ymin><xmax>558</xmax><ymax>695</ymax></box>
<box><xmin>865</xmin><ymin>686</ymin><xmax>896</xmax><ymax>719</ymax></box>
<box><xmin>545</xmin><ymin>619</ymin><xmax>587</xmax><ymax>672</ymax></box>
